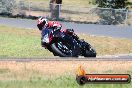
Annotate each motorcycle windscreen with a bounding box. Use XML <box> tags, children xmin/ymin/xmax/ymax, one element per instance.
<box><xmin>41</xmin><ymin>28</ymin><xmax>52</xmax><ymax>43</ymax></box>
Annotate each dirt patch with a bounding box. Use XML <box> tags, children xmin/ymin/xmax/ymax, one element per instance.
<box><xmin>0</xmin><ymin>60</ymin><xmax>132</xmax><ymax>80</ymax></box>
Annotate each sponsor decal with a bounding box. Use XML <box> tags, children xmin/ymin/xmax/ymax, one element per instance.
<box><xmin>76</xmin><ymin>66</ymin><xmax>131</xmax><ymax>85</ymax></box>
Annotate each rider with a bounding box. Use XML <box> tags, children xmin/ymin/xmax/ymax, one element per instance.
<box><xmin>37</xmin><ymin>17</ymin><xmax>77</xmax><ymax>48</ymax></box>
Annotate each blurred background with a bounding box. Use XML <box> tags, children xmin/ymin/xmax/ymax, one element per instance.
<box><xmin>0</xmin><ymin>0</ymin><xmax>132</xmax><ymax>25</ymax></box>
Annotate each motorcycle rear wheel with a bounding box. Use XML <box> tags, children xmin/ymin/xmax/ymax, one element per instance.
<box><xmin>83</xmin><ymin>44</ymin><xmax>96</xmax><ymax>57</ymax></box>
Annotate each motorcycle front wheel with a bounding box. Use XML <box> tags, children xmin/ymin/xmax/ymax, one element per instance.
<box><xmin>51</xmin><ymin>40</ymin><xmax>78</xmax><ymax>57</ymax></box>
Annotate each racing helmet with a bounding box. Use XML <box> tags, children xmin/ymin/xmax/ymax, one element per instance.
<box><xmin>37</xmin><ymin>17</ymin><xmax>48</xmax><ymax>30</ymax></box>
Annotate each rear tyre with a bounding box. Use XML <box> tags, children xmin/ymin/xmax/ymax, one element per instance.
<box><xmin>84</xmin><ymin>44</ymin><xmax>96</xmax><ymax>57</ymax></box>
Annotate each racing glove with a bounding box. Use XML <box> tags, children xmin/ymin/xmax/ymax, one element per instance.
<box><xmin>66</xmin><ymin>29</ymin><xmax>74</xmax><ymax>35</ymax></box>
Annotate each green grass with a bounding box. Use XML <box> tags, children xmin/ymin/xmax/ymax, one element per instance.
<box><xmin>0</xmin><ymin>75</ymin><xmax>131</xmax><ymax>88</ymax></box>
<box><xmin>0</xmin><ymin>25</ymin><xmax>132</xmax><ymax>58</ymax></box>
<box><xmin>0</xmin><ymin>25</ymin><xmax>53</xmax><ymax>58</ymax></box>
<box><xmin>0</xmin><ymin>25</ymin><xmax>132</xmax><ymax>88</ymax></box>
<box><xmin>0</xmin><ymin>60</ymin><xmax>132</xmax><ymax>88</ymax></box>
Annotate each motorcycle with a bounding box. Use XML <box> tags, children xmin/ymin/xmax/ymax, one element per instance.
<box><xmin>41</xmin><ymin>27</ymin><xmax>96</xmax><ymax>57</ymax></box>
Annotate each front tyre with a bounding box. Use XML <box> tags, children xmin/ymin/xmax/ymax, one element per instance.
<box><xmin>51</xmin><ymin>40</ymin><xmax>77</xmax><ymax>57</ymax></box>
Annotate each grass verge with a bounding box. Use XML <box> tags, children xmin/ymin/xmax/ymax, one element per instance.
<box><xmin>0</xmin><ymin>61</ymin><xmax>132</xmax><ymax>88</ymax></box>
<box><xmin>0</xmin><ymin>25</ymin><xmax>132</xmax><ymax>58</ymax></box>
<box><xmin>0</xmin><ymin>25</ymin><xmax>53</xmax><ymax>58</ymax></box>
<box><xmin>0</xmin><ymin>76</ymin><xmax>131</xmax><ymax>88</ymax></box>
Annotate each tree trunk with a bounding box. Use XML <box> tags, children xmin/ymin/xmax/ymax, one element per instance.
<box><xmin>49</xmin><ymin>0</ymin><xmax>62</xmax><ymax>20</ymax></box>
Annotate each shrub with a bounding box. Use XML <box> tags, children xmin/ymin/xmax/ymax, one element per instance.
<box><xmin>0</xmin><ymin>0</ymin><xmax>16</xmax><ymax>14</ymax></box>
<box><xmin>96</xmin><ymin>0</ymin><xmax>128</xmax><ymax>24</ymax></box>
<box><xmin>96</xmin><ymin>0</ymin><xmax>127</xmax><ymax>9</ymax></box>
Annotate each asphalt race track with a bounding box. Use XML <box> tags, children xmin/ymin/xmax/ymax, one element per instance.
<box><xmin>1</xmin><ymin>56</ymin><xmax>132</xmax><ymax>61</ymax></box>
<box><xmin>0</xmin><ymin>17</ymin><xmax>132</xmax><ymax>39</ymax></box>
<box><xmin>0</xmin><ymin>17</ymin><xmax>132</xmax><ymax>59</ymax></box>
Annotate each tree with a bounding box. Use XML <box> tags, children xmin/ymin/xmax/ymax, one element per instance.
<box><xmin>125</xmin><ymin>0</ymin><xmax>132</xmax><ymax>9</ymax></box>
<box><xmin>96</xmin><ymin>0</ymin><xmax>128</xmax><ymax>24</ymax></box>
<box><xmin>49</xmin><ymin>0</ymin><xmax>62</xmax><ymax>20</ymax></box>
<box><xmin>0</xmin><ymin>0</ymin><xmax>16</xmax><ymax>14</ymax></box>
<box><xmin>96</xmin><ymin>0</ymin><xmax>128</xmax><ymax>9</ymax></box>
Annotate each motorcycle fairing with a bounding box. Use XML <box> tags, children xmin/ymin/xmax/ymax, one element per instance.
<box><xmin>41</xmin><ymin>28</ymin><xmax>53</xmax><ymax>43</ymax></box>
